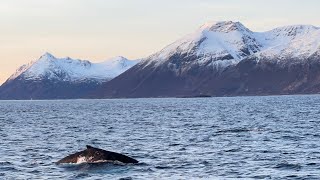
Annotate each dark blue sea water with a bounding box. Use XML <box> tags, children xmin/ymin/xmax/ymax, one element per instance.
<box><xmin>0</xmin><ymin>95</ymin><xmax>320</xmax><ymax>179</ymax></box>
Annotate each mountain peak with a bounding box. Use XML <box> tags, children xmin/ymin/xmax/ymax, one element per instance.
<box><xmin>102</xmin><ymin>56</ymin><xmax>139</xmax><ymax>69</ymax></box>
<box><xmin>112</xmin><ymin>56</ymin><xmax>128</xmax><ymax>62</ymax></box>
<box><xmin>40</xmin><ymin>52</ymin><xmax>56</xmax><ymax>59</ymax></box>
<box><xmin>201</xmin><ymin>21</ymin><xmax>250</xmax><ymax>33</ymax></box>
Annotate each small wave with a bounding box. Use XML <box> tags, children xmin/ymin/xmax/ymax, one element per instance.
<box><xmin>224</xmin><ymin>148</ymin><xmax>241</xmax><ymax>153</ymax></box>
<box><xmin>0</xmin><ymin>166</ymin><xmax>19</xmax><ymax>172</ymax></box>
<box><xmin>73</xmin><ymin>173</ymin><xmax>90</xmax><ymax>178</ymax></box>
<box><xmin>134</xmin><ymin>162</ymin><xmax>149</xmax><ymax>167</ymax></box>
<box><xmin>119</xmin><ymin>177</ymin><xmax>133</xmax><ymax>180</ymax></box>
<box><xmin>285</xmin><ymin>175</ymin><xmax>299</xmax><ymax>178</ymax></box>
<box><xmin>28</xmin><ymin>170</ymin><xmax>41</xmax><ymax>174</ymax></box>
<box><xmin>169</xmin><ymin>143</ymin><xmax>181</xmax><ymax>147</ymax></box>
<box><xmin>155</xmin><ymin>165</ymin><xmax>171</xmax><ymax>169</ymax></box>
<box><xmin>306</xmin><ymin>162</ymin><xmax>317</xmax><ymax>166</ymax></box>
<box><xmin>274</xmin><ymin>162</ymin><xmax>302</xmax><ymax>170</ymax></box>
<box><xmin>0</xmin><ymin>161</ymin><xmax>13</xmax><ymax>166</ymax></box>
<box><xmin>313</xmin><ymin>134</ymin><xmax>320</xmax><ymax>137</ymax></box>
<box><xmin>216</xmin><ymin>127</ymin><xmax>267</xmax><ymax>135</ymax></box>
<box><xmin>251</xmin><ymin>175</ymin><xmax>271</xmax><ymax>179</ymax></box>
<box><xmin>200</xmin><ymin>160</ymin><xmax>210</xmax><ymax>166</ymax></box>
<box><xmin>281</xmin><ymin>135</ymin><xmax>302</xmax><ymax>141</ymax></box>
<box><xmin>216</xmin><ymin>128</ymin><xmax>251</xmax><ymax>133</ymax></box>
<box><xmin>22</xmin><ymin>148</ymin><xmax>39</xmax><ymax>152</ymax></box>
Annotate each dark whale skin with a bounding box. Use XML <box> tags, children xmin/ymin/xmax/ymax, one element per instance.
<box><xmin>56</xmin><ymin>145</ymin><xmax>138</xmax><ymax>164</ymax></box>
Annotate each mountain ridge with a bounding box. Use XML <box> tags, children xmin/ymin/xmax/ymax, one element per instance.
<box><xmin>92</xmin><ymin>21</ymin><xmax>320</xmax><ymax>98</ymax></box>
<box><xmin>143</xmin><ymin>21</ymin><xmax>320</xmax><ymax>66</ymax></box>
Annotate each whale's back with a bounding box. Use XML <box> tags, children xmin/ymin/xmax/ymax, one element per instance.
<box><xmin>56</xmin><ymin>145</ymin><xmax>138</xmax><ymax>164</ymax></box>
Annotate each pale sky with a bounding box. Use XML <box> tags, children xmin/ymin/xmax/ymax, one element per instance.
<box><xmin>0</xmin><ymin>0</ymin><xmax>319</xmax><ymax>84</ymax></box>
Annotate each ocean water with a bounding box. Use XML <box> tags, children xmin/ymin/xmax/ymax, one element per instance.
<box><xmin>0</xmin><ymin>95</ymin><xmax>320</xmax><ymax>179</ymax></box>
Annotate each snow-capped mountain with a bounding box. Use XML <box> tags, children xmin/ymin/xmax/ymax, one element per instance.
<box><xmin>95</xmin><ymin>21</ymin><xmax>320</xmax><ymax>98</ymax></box>
<box><xmin>144</xmin><ymin>21</ymin><xmax>320</xmax><ymax>70</ymax></box>
<box><xmin>0</xmin><ymin>53</ymin><xmax>138</xmax><ymax>99</ymax></box>
<box><xmin>145</xmin><ymin>21</ymin><xmax>261</xmax><ymax>69</ymax></box>
<box><xmin>7</xmin><ymin>52</ymin><xmax>138</xmax><ymax>83</ymax></box>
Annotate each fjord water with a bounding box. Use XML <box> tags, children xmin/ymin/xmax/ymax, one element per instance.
<box><xmin>1</xmin><ymin>96</ymin><xmax>320</xmax><ymax>179</ymax></box>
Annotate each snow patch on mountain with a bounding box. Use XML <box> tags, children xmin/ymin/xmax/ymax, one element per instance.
<box><xmin>8</xmin><ymin>53</ymin><xmax>138</xmax><ymax>83</ymax></box>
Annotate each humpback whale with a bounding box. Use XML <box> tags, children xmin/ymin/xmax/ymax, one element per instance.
<box><xmin>56</xmin><ymin>145</ymin><xmax>139</xmax><ymax>165</ymax></box>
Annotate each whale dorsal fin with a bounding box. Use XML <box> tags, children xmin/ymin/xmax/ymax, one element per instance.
<box><xmin>86</xmin><ymin>145</ymin><xmax>94</xmax><ymax>149</ymax></box>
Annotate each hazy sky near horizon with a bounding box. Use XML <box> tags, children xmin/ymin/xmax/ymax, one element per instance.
<box><xmin>0</xmin><ymin>0</ymin><xmax>319</xmax><ymax>84</ymax></box>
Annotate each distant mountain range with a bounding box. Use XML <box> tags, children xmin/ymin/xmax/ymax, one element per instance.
<box><xmin>0</xmin><ymin>53</ymin><xmax>138</xmax><ymax>99</ymax></box>
<box><xmin>1</xmin><ymin>21</ymin><xmax>320</xmax><ymax>99</ymax></box>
